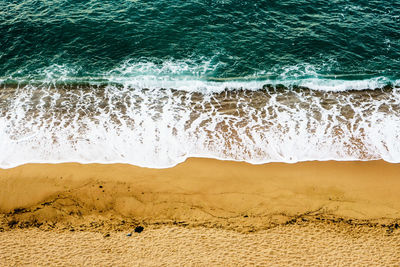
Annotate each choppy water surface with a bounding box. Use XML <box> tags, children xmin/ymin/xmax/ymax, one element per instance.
<box><xmin>0</xmin><ymin>0</ymin><xmax>400</xmax><ymax>167</ymax></box>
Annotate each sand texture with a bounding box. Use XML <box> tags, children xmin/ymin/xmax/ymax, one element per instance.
<box><xmin>1</xmin><ymin>159</ymin><xmax>400</xmax><ymax>265</ymax></box>
<box><xmin>1</xmin><ymin>223</ymin><xmax>399</xmax><ymax>266</ymax></box>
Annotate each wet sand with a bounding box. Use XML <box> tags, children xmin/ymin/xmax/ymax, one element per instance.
<box><xmin>1</xmin><ymin>159</ymin><xmax>400</xmax><ymax>265</ymax></box>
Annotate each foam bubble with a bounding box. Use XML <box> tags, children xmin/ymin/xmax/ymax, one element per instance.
<box><xmin>0</xmin><ymin>83</ymin><xmax>399</xmax><ymax>168</ymax></box>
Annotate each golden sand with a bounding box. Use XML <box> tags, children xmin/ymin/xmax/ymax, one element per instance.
<box><xmin>1</xmin><ymin>224</ymin><xmax>399</xmax><ymax>266</ymax></box>
<box><xmin>1</xmin><ymin>159</ymin><xmax>400</xmax><ymax>266</ymax></box>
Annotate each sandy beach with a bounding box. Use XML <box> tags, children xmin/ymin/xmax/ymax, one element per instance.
<box><xmin>0</xmin><ymin>159</ymin><xmax>400</xmax><ymax>265</ymax></box>
<box><xmin>2</xmin><ymin>0</ymin><xmax>400</xmax><ymax>265</ymax></box>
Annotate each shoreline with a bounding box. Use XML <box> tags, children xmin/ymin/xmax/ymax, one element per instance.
<box><xmin>1</xmin><ymin>158</ymin><xmax>400</xmax><ymax>231</ymax></box>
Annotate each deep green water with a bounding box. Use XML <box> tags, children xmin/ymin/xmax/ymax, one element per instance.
<box><xmin>1</xmin><ymin>0</ymin><xmax>400</xmax><ymax>84</ymax></box>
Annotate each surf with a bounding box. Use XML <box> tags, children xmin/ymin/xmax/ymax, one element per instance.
<box><xmin>1</xmin><ymin>79</ymin><xmax>399</xmax><ymax>169</ymax></box>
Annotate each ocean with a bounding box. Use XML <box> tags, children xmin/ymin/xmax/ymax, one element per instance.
<box><xmin>0</xmin><ymin>0</ymin><xmax>399</xmax><ymax>168</ymax></box>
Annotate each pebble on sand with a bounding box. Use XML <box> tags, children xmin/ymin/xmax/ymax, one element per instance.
<box><xmin>134</xmin><ymin>226</ymin><xmax>144</xmax><ymax>233</ymax></box>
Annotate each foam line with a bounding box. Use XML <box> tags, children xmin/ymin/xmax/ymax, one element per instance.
<box><xmin>0</xmin><ymin>84</ymin><xmax>399</xmax><ymax>168</ymax></box>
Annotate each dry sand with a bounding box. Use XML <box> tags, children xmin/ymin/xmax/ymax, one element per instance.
<box><xmin>1</xmin><ymin>224</ymin><xmax>399</xmax><ymax>266</ymax></box>
<box><xmin>1</xmin><ymin>159</ymin><xmax>400</xmax><ymax>266</ymax></box>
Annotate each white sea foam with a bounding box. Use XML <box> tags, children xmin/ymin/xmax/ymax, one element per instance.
<box><xmin>105</xmin><ymin>76</ymin><xmax>396</xmax><ymax>93</ymax></box>
<box><xmin>104</xmin><ymin>60</ymin><xmax>398</xmax><ymax>92</ymax></box>
<box><xmin>0</xmin><ymin>81</ymin><xmax>399</xmax><ymax>169</ymax></box>
<box><xmin>1</xmin><ymin>60</ymin><xmax>399</xmax><ymax>168</ymax></box>
<box><xmin>3</xmin><ymin>60</ymin><xmax>398</xmax><ymax>92</ymax></box>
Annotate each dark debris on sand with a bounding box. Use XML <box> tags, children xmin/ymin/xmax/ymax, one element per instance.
<box><xmin>134</xmin><ymin>226</ymin><xmax>144</xmax><ymax>233</ymax></box>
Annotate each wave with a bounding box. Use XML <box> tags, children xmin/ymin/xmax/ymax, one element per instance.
<box><xmin>2</xmin><ymin>60</ymin><xmax>399</xmax><ymax>93</ymax></box>
<box><xmin>0</xmin><ymin>80</ymin><xmax>399</xmax><ymax>169</ymax></box>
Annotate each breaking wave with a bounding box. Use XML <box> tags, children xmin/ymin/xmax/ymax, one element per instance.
<box><xmin>1</xmin><ymin>66</ymin><xmax>399</xmax><ymax>168</ymax></box>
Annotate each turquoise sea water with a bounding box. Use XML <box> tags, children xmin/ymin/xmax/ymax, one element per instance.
<box><xmin>1</xmin><ymin>0</ymin><xmax>400</xmax><ymax>83</ymax></box>
<box><xmin>0</xmin><ymin>0</ymin><xmax>399</xmax><ymax>167</ymax></box>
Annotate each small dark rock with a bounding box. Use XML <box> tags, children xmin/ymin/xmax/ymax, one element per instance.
<box><xmin>394</xmin><ymin>223</ymin><xmax>399</xmax><ymax>229</ymax></box>
<box><xmin>127</xmin><ymin>233</ymin><xmax>132</xmax><ymax>237</ymax></box>
<box><xmin>104</xmin><ymin>233</ymin><xmax>110</xmax><ymax>238</ymax></box>
<box><xmin>99</xmin><ymin>185</ymin><xmax>103</xmax><ymax>188</ymax></box>
<box><xmin>243</xmin><ymin>215</ymin><xmax>248</xmax><ymax>218</ymax></box>
<box><xmin>134</xmin><ymin>226</ymin><xmax>144</xmax><ymax>233</ymax></box>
